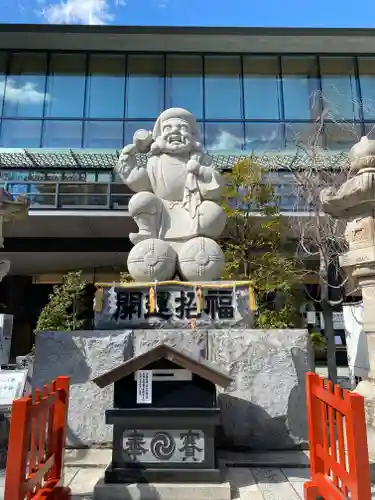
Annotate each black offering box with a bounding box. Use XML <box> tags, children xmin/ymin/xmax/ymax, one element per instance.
<box><xmin>92</xmin><ymin>343</ymin><xmax>232</xmax><ymax>484</ymax></box>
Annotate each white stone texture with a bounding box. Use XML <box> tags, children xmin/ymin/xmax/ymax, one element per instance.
<box><xmin>127</xmin><ymin>238</ymin><xmax>177</xmax><ymax>282</ymax></box>
<box><xmin>354</xmin><ymin>379</ymin><xmax>375</xmax><ymax>460</ymax></box>
<box><xmin>177</xmin><ymin>237</ymin><xmax>225</xmax><ymax>281</ymax></box>
<box><xmin>134</xmin><ymin>329</ymin><xmax>207</xmax><ymax>359</ymax></box>
<box><xmin>33</xmin><ymin>330</ymin><xmax>134</xmax><ymax>447</ymax></box>
<box><xmin>208</xmin><ymin>329</ymin><xmax>311</xmax><ymax>450</ymax></box>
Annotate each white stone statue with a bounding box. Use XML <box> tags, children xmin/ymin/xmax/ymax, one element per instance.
<box><xmin>116</xmin><ymin>108</ymin><xmax>227</xmax><ymax>281</ymax></box>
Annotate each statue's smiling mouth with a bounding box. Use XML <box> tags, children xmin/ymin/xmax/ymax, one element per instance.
<box><xmin>167</xmin><ymin>135</ymin><xmax>185</xmax><ymax>145</ymax></box>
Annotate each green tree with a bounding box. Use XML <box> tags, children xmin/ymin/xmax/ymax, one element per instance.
<box><xmin>220</xmin><ymin>157</ymin><xmax>305</xmax><ymax>328</ymax></box>
<box><xmin>119</xmin><ymin>271</ymin><xmax>134</xmax><ymax>283</ymax></box>
<box><xmin>35</xmin><ymin>271</ymin><xmax>88</xmax><ymax>332</ymax></box>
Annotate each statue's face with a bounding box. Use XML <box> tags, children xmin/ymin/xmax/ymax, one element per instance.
<box><xmin>160</xmin><ymin>118</ymin><xmax>193</xmax><ymax>154</ymax></box>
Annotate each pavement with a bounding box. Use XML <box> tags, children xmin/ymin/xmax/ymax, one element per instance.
<box><xmin>1</xmin><ymin>449</ymin><xmax>374</xmax><ymax>499</ymax></box>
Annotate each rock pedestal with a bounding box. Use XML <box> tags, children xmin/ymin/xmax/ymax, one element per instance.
<box><xmin>321</xmin><ymin>136</ymin><xmax>375</xmax><ymax>458</ymax></box>
<box><xmin>32</xmin><ymin>328</ymin><xmax>311</xmax><ymax>451</ymax></box>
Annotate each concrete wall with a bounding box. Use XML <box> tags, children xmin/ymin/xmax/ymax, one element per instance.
<box><xmin>32</xmin><ymin>328</ymin><xmax>311</xmax><ymax>450</ymax></box>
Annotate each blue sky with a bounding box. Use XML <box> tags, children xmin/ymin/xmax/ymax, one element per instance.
<box><xmin>2</xmin><ymin>0</ymin><xmax>375</xmax><ymax>28</ymax></box>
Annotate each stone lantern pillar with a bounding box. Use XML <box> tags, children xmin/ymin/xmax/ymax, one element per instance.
<box><xmin>321</xmin><ymin>136</ymin><xmax>375</xmax><ymax>458</ymax></box>
<box><xmin>0</xmin><ymin>188</ymin><xmax>29</xmax><ymax>281</ymax></box>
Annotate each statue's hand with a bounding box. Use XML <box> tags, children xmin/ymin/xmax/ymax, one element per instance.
<box><xmin>133</xmin><ymin>129</ymin><xmax>153</xmax><ymax>153</ymax></box>
<box><xmin>120</xmin><ymin>143</ymin><xmax>138</xmax><ymax>156</ymax></box>
<box><xmin>187</xmin><ymin>159</ymin><xmax>201</xmax><ymax>174</ymax></box>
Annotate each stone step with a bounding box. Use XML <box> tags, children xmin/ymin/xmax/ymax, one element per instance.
<box><xmin>67</xmin><ymin>467</ymin><xmax>305</xmax><ymax>500</ymax></box>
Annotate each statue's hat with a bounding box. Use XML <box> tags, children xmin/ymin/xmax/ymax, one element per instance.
<box><xmin>152</xmin><ymin>108</ymin><xmax>199</xmax><ymax>140</ymax></box>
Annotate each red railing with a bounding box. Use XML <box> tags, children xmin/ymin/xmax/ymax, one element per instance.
<box><xmin>304</xmin><ymin>372</ymin><xmax>371</xmax><ymax>500</ymax></box>
<box><xmin>4</xmin><ymin>376</ymin><xmax>71</xmax><ymax>500</ymax></box>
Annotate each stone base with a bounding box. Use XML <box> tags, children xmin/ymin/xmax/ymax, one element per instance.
<box><xmin>104</xmin><ymin>463</ymin><xmax>222</xmax><ymax>483</ymax></box>
<box><xmin>93</xmin><ymin>478</ymin><xmax>231</xmax><ymax>500</ymax></box>
<box><xmin>32</xmin><ymin>330</ymin><xmax>134</xmax><ymax>447</ymax></box>
<box><xmin>209</xmin><ymin>328</ymin><xmax>311</xmax><ymax>450</ymax></box>
<box><xmin>354</xmin><ymin>379</ymin><xmax>375</xmax><ymax>460</ymax></box>
<box><xmin>32</xmin><ymin>328</ymin><xmax>311</xmax><ymax>450</ymax></box>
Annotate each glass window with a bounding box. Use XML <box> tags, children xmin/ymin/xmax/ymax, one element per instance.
<box><xmin>59</xmin><ymin>183</ymin><xmax>108</xmax><ymax>194</ymax></box>
<box><xmin>366</xmin><ymin>123</ymin><xmax>375</xmax><ymax>139</ymax></box>
<box><xmin>358</xmin><ymin>58</ymin><xmax>375</xmax><ymax>120</ymax></box>
<box><xmin>97</xmin><ymin>172</ymin><xmax>112</xmax><ymax>183</ymax></box>
<box><xmin>285</xmin><ymin>122</ymin><xmax>323</xmax><ymax>151</ymax></box>
<box><xmin>245</xmin><ymin>123</ymin><xmax>283</xmax><ymax>153</ymax></box>
<box><xmin>4</xmin><ymin>53</ymin><xmax>47</xmax><ymax>118</ymax></box>
<box><xmin>282</xmin><ymin>57</ymin><xmax>320</xmax><ymax>120</ymax></box>
<box><xmin>0</xmin><ymin>52</ymin><xmax>7</xmax><ymax>115</ymax></box>
<box><xmin>58</xmin><ymin>188</ymin><xmax>108</xmax><ymax>208</ymax></box>
<box><xmin>126</xmin><ymin>55</ymin><xmax>164</xmax><ymax>119</ymax></box>
<box><xmin>1</xmin><ymin>119</ymin><xmax>42</xmax><ymax>147</ymax></box>
<box><xmin>204</xmin><ymin>56</ymin><xmax>242</xmax><ymax>119</ymax></box>
<box><xmin>325</xmin><ymin>123</ymin><xmax>362</xmax><ymax>151</ymax></box>
<box><xmin>42</xmin><ymin>120</ymin><xmax>83</xmax><ymax>148</ymax></box>
<box><xmin>27</xmin><ymin>182</ymin><xmax>57</xmax><ymax>208</ymax></box>
<box><xmin>320</xmin><ymin>57</ymin><xmax>360</xmax><ymax>120</ymax></box>
<box><xmin>45</xmin><ymin>54</ymin><xmax>86</xmax><ymax>118</ymax></box>
<box><xmin>84</xmin><ymin>121</ymin><xmax>123</xmax><ymax>148</ymax></box>
<box><xmin>86</xmin><ymin>54</ymin><xmax>125</xmax><ymax>119</ymax></box>
<box><xmin>166</xmin><ymin>55</ymin><xmax>203</xmax><ymax>119</ymax></box>
<box><xmin>124</xmin><ymin>121</ymin><xmax>154</xmax><ymax>145</ymax></box>
<box><xmin>205</xmin><ymin>122</ymin><xmax>244</xmax><ymax>151</ymax></box>
<box><xmin>243</xmin><ymin>57</ymin><xmax>280</xmax><ymax>120</ymax></box>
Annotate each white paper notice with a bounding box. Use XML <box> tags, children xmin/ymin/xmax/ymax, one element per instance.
<box><xmin>0</xmin><ymin>370</ymin><xmax>27</xmax><ymax>408</ymax></box>
<box><xmin>136</xmin><ymin>370</ymin><xmax>152</xmax><ymax>404</ymax></box>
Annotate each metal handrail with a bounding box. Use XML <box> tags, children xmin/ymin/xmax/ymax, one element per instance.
<box><xmin>2</xmin><ymin>180</ymin><xmax>299</xmax><ymax>211</ymax></box>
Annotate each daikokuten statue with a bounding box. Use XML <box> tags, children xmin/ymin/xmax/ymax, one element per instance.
<box><xmin>116</xmin><ymin>108</ymin><xmax>227</xmax><ymax>282</ymax></box>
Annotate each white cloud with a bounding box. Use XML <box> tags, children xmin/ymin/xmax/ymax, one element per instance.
<box><xmin>0</xmin><ymin>79</ymin><xmax>49</xmax><ymax>105</ymax></box>
<box><xmin>41</xmin><ymin>0</ymin><xmax>119</xmax><ymax>25</ymax></box>
<box><xmin>208</xmin><ymin>129</ymin><xmax>243</xmax><ymax>152</ymax></box>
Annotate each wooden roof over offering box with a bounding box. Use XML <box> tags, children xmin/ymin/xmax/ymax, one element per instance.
<box><xmin>92</xmin><ymin>342</ymin><xmax>232</xmax><ymax>390</ymax></box>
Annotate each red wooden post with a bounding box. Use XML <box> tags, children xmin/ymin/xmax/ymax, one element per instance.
<box><xmin>344</xmin><ymin>391</ymin><xmax>371</xmax><ymax>500</ymax></box>
<box><xmin>306</xmin><ymin>372</ymin><xmax>325</xmax><ymax>477</ymax></box>
<box><xmin>48</xmin><ymin>376</ymin><xmax>70</xmax><ymax>481</ymax></box>
<box><xmin>4</xmin><ymin>396</ymin><xmax>32</xmax><ymax>500</ymax></box>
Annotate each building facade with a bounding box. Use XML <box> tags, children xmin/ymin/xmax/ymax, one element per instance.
<box><xmin>0</xmin><ymin>24</ymin><xmax>373</xmax><ymax>355</ymax></box>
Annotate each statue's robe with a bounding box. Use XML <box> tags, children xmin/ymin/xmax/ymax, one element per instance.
<box><xmin>127</xmin><ymin>153</ymin><xmax>224</xmax><ymax>241</ymax></box>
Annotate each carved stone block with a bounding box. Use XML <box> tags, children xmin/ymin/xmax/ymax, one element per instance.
<box><xmin>33</xmin><ymin>330</ymin><xmax>134</xmax><ymax>447</ymax></box>
<box><xmin>207</xmin><ymin>329</ymin><xmax>311</xmax><ymax>450</ymax></box>
<box><xmin>345</xmin><ymin>214</ymin><xmax>375</xmax><ymax>250</ymax></box>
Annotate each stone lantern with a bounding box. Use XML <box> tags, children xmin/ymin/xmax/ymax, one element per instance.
<box><xmin>0</xmin><ymin>188</ymin><xmax>29</xmax><ymax>281</ymax></box>
<box><xmin>321</xmin><ymin>136</ymin><xmax>375</xmax><ymax>457</ymax></box>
